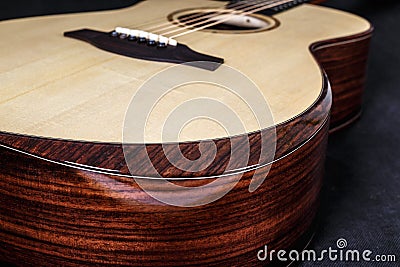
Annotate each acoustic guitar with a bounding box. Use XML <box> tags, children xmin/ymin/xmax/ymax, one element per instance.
<box><xmin>0</xmin><ymin>0</ymin><xmax>372</xmax><ymax>266</ymax></box>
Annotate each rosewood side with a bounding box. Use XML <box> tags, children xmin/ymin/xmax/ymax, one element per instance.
<box><xmin>313</xmin><ymin>28</ymin><xmax>373</xmax><ymax>132</ymax></box>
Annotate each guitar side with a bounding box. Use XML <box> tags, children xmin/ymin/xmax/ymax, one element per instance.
<box><xmin>313</xmin><ymin>30</ymin><xmax>373</xmax><ymax>132</ymax></box>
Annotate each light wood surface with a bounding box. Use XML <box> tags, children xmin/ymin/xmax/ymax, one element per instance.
<box><xmin>0</xmin><ymin>0</ymin><xmax>370</xmax><ymax>143</ymax></box>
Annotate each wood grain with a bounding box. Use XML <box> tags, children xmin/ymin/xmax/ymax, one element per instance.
<box><xmin>312</xmin><ymin>29</ymin><xmax>373</xmax><ymax>132</ymax></box>
<box><xmin>0</xmin><ymin>1</ymin><xmax>373</xmax><ymax>266</ymax></box>
<box><xmin>0</xmin><ymin>114</ymin><xmax>329</xmax><ymax>267</ymax></box>
<box><xmin>0</xmin><ymin>74</ymin><xmax>330</xmax><ymax>178</ymax></box>
<box><xmin>0</xmin><ymin>2</ymin><xmax>370</xmax><ymax>143</ymax></box>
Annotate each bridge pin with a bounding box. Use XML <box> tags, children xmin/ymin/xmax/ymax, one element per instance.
<box><xmin>157</xmin><ymin>42</ymin><xmax>167</xmax><ymax>48</ymax></box>
<box><xmin>138</xmin><ymin>31</ymin><xmax>149</xmax><ymax>43</ymax></box>
<box><xmin>110</xmin><ymin>31</ymin><xmax>119</xmax><ymax>37</ymax></box>
<box><xmin>147</xmin><ymin>40</ymin><xmax>157</xmax><ymax>46</ymax></box>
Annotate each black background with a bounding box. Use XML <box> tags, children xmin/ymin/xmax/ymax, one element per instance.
<box><xmin>0</xmin><ymin>0</ymin><xmax>398</xmax><ymax>266</ymax></box>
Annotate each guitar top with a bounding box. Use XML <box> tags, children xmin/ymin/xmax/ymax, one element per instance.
<box><xmin>0</xmin><ymin>0</ymin><xmax>370</xmax><ymax>144</ymax></box>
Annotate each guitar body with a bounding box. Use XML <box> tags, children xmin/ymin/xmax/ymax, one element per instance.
<box><xmin>0</xmin><ymin>0</ymin><xmax>372</xmax><ymax>266</ymax></box>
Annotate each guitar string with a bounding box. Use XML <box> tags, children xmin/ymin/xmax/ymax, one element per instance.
<box><xmin>121</xmin><ymin>0</ymin><xmax>268</xmax><ymax>33</ymax></box>
<box><xmin>169</xmin><ymin>0</ymin><xmax>297</xmax><ymax>39</ymax></box>
<box><xmin>140</xmin><ymin>0</ymin><xmax>270</xmax><ymax>33</ymax></box>
<box><xmin>145</xmin><ymin>3</ymin><xmax>251</xmax><ymax>31</ymax></box>
<box><xmin>154</xmin><ymin>0</ymin><xmax>287</xmax><ymax>36</ymax></box>
<box><xmin>165</xmin><ymin>0</ymin><xmax>292</xmax><ymax>38</ymax></box>
<box><xmin>116</xmin><ymin>0</ymin><xmax>299</xmax><ymax>41</ymax></box>
<box><xmin>149</xmin><ymin>0</ymin><xmax>286</xmax><ymax>38</ymax></box>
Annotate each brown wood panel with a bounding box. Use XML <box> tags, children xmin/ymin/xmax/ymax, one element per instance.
<box><xmin>0</xmin><ymin>119</ymin><xmax>329</xmax><ymax>266</ymax></box>
<box><xmin>312</xmin><ymin>28</ymin><xmax>373</xmax><ymax>132</ymax></box>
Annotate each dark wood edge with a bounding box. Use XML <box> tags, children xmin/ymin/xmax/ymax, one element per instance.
<box><xmin>311</xmin><ymin>26</ymin><xmax>374</xmax><ymax>132</ymax></box>
<box><xmin>0</xmin><ymin>113</ymin><xmax>329</xmax><ymax>266</ymax></box>
<box><xmin>329</xmin><ymin>109</ymin><xmax>362</xmax><ymax>134</ymax></box>
<box><xmin>0</xmin><ymin>77</ymin><xmax>331</xmax><ymax>178</ymax></box>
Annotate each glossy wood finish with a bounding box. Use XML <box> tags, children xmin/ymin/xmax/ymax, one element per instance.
<box><xmin>0</xmin><ymin>74</ymin><xmax>330</xmax><ymax>178</ymax></box>
<box><xmin>312</xmin><ymin>29</ymin><xmax>373</xmax><ymax>132</ymax></box>
<box><xmin>0</xmin><ymin>2</ymin><xmax>373</xmax><ymax>266</ymax></box>
<box><xmin>0</xmin><ymin>117</ymin><xmax>329</xmax><ymax>267</ymax></box>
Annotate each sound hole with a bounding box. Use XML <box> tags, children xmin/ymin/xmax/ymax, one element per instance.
<box><xmin>168</xmin><ymin>8</ymin><xmax>279</xmax><ymax>34</ymax></box>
